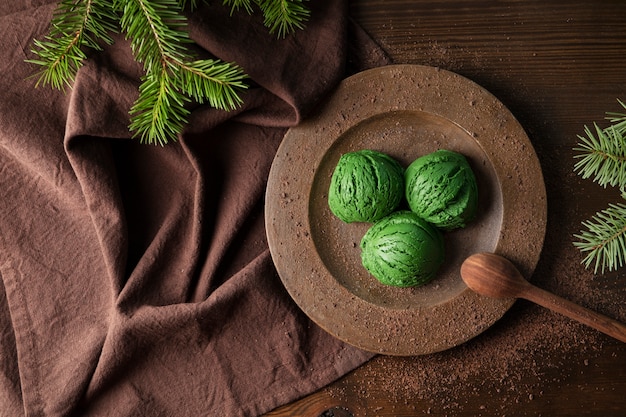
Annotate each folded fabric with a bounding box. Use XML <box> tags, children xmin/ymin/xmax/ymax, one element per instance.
<box><xmin>0</xmin><ymin>2</ymin><xmax>390</xmax><ymax>416</ymax></box>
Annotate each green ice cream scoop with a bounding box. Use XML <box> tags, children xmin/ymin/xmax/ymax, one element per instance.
<box><xmin>328</xmin><ymin>150</ymin><xmax>404</xmax><ymax>223</ymax></box>
<box><xmin>405</xmin><ymin>149</ymin><xmax>478</xmax><ymax>231</ymax></box>
<box><xmin>360</xmin><ymin>211</ymin><xmax>445</xmax><ymax>287</ymax></box>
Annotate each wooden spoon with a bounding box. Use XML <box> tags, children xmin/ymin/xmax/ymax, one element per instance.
<box><xmin>460</xmin><ymin>252</ymin><xmax>626</xmax><ymax>343</ymax></box>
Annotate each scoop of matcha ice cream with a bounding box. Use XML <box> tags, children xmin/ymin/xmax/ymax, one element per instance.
<box><xmin>360</xmin><ymin>211</ymin><xmax>445</xmax><ymax>287</ymax></box>
<box><xmin>405</xmin><ymin>149</ymin><xmax>478</xmax><ymax>231</ymax></box>
<box><xmin>328</xmin><ymin>149</ymin><xmax>404</xmax><ymax>223</ymax></box>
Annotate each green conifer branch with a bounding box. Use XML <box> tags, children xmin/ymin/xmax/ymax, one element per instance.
<box><xmin>573</xmin><ymin>123</ymin><xmax>626</xmax><ymax>188</ymax></box>
<box><xmin>573</xmin><ymin>99</ymin><xmax>626</xmax><ymax>273</ymax></box>
<box><xmin>222</xmin><ymin>0</ymin><xmax>311</xmax><ymax>32</ymax></box>
<box><xmin>116</xmin><ymin>0</ymin><xmax>189</xmax><ymax>72</ymax></box>
<box><xmin>129</xmin><ymin>69</ymin><xmax>190</xmax><ymax>146</ymax></box>
<box><xmin>27</xmin><ymin>0</ymin><xmax>117</xmax><ymax>90</ymax></box>
<box><xmin>223</xmin><ymin>0</ymin><xmax>254</xmax><ymax>14</ymax></box>
<box><xmin>27</xmin><ymin>0</ymin><xmax>310</xmax><ymax>145</ymax></box>
<box><xmin>605</xmin><ymin>98</ymin><xmax>626</xmax><ymax>132</ymax></box>
<box><xmin>573</xmin><ymin>202</ymin><xmax>626</xmax><ymax>274</ymax></box>
<box><xmin>177</xmin><ymin>60</ymin><xmax>248</xmax><ymax>110</ymax></box>
<box><xmin>116</xmin><ymin>0</ymin><xmax>250</xmax><ymax>144</ymax></box>
<box><xmin>258</xmin><ymin>0</ymin><xmax>310</xmax><ymax>38</ymax></box>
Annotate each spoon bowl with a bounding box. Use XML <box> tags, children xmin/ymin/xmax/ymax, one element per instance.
<box><xmin>460</xmin><ymin>252</ymin><xmax>532</xmax><ymax>299</ymax></box>
<box><xmin>461</xmin><ymin>252</ymin><xmax>626</xmax><ymax>343</ymax></box>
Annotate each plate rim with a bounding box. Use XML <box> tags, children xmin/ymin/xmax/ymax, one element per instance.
<box><xmin>265</xmin><ymin>64</ymin><xmax>547</xmax><ymax>355</ymax></box>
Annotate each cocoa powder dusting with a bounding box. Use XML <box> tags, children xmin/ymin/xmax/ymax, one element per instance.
<box><xmin>325</xmin><ymin>218</ymin><xmax>624</xmax><ymax>415</ymax></box>
<box><xmin>328</xmin><ymin>314</ymin><xmax>605</xmax><ymax>414</ymax></box>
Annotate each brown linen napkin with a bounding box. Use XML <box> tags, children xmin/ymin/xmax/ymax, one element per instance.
<box><xmin>0</xmin><ymin>1</ymin><xmax>390</xmax><ymax>416</ymax></box>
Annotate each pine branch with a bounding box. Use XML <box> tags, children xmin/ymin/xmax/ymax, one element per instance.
<box><xmin>27</xmin><ymin>0</ymin><xmax>117</xmax><ymax>90</ymax></box>
<box><xmin>573</xmin><ymin>123</ymin><xmax>626</xmax><ymax>188</ymax></box>
<box><xmin>116</xmin><ymin>0</ymin><xmax>190</xmax><ymax>73</ymax></box>
<box><xmin>257</xmin><ymin>0</ymin><xmax>310</xmax><ymax>38</ymax></box>
<box><xmin>116</xmin><ymin>0</ymin><xmax>249</xmax><ymax>144</ymax></box>
<box><xmin>117</xmin><ymin>0</ymin><xmax>192</xmax><ymax>143</ymax></box>
<box><xmin>605</xmin><ymin>98</ymin><xmax>626</xmax><ymax>134</ymax></box>
<box><xmin>573</xmin><ymin>99</ymin><xmax>626</xmax><ymax>273</ymax></box>
<box><xmin>177</xmin><ymin>60</ymin><xmax>247</xmax><ymax>110</ymax></box>
<box><xmin>574</xmin><ymin>202</ymin><xmax>626</xmax><ymax>274</ymax></box>
<box><xmin>28</xmin><ymin>0</ymin><xmax>309</xmax><ymax>145</ymax></box>
<box><xmin>222</xmin><ymin>0</ymin><xmax>310</xmax><ymax>34</ymax></box>
<box><xmin>129</xmin><ymin>69</ymin><xmax>190</xmax><ymax>146</ymax></box>
<box><xmin>223</xmin><ymin>0</ymin><xmax>254</xmax><ymax>14</ymax></box>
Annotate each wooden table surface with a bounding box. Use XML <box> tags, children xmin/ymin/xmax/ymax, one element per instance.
<box><xmin>267</xmin><ymin>1</ymin><xmax>626</xmax><ymax>416</ymax></box>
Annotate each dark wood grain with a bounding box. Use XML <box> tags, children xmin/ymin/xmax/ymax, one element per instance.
<box><xmin>266</xmin><ymin>1</ymin><xmax>626</xmax><ymax>415</ymax></box>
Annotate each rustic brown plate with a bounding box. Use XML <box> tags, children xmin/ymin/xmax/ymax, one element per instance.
<box><xmin>265</xmin><ymin>65</ymin><xmax>546</xmax><ymax>356</ymax></box>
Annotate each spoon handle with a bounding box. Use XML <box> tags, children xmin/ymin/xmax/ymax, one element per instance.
<box><xmin>521</xmin><ymin>285</ymin><xmax>626</xmax><ymax>343</ymax></box>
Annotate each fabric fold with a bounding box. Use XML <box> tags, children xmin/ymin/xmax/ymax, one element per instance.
<box><xmin>0</xmin><ymin>1</ymin><xmax>391</xmax><ymax>416</ymax></box>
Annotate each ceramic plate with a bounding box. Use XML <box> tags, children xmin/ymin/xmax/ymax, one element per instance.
<box><xmin>265</xmin><ymin>65</ymin><xmax>547</xmax><ymax>355</ymax></box>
